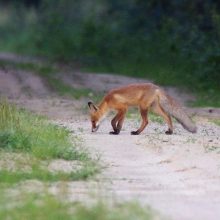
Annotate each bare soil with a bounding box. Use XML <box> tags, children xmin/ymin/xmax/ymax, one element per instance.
<box><xmin>0</xmin><ymin>57</ymin><xmax>220</xmax><ymax>220</ymax></box>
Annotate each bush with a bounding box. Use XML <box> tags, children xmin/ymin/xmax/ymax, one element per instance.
<box><xmin>0</xmin><ymin>99</ymin><xmax>99</xmax><ymax>183</ymax></box>
<box><xmin>0</xmin><ymin>0</ymin><xmax>219</xmax><ymax>101</ymax></box>
<box><xmin>0</xmin><ymin>99</ymin><xmax>81</xmax><ymax>160</ymax></box>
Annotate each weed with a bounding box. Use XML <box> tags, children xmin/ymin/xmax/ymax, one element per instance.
<box><xmin>0</xmin><ymin>99</ymin><xmax>99</xmax><ymax>184</ymax></box>
<box><xmin>149</xmin><ymin>113</ymin><xmax>164</xmax><ymax>124</ymax></box>
<box><xmin>0</xmin><ymin>160</ymin><xmax>98</xmax><ymax>184</ymax></box>
<box><xmin>0</xmin><ymin>192</ymin><xmax>155</xmax><ymax>220</ymax></box>
<box><xmin>211</xmin><ymin>119</ymin><xmax>220</xmax><ymax>126</ymax></box>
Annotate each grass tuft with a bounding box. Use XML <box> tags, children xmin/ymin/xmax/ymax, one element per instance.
<box><xmin>149</xmin><ymin>113</ymin><xmax>164</xmax><ymax>124</ymax></box>
<box><xmin>0</xmin><ymin>99</ymin><xmax>99</xmax><ymax>183</ymax></box>
<box><xmin>0</xmin><ymin>192</ymin><xmax>155</xmax><ymax>220</ymax></box>
<box><xmin>210</xmin><ymin>119</ymin><xmax>220</xmax><ymax>126</ymax></box>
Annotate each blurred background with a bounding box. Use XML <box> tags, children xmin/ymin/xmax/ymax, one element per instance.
<box><xmin>0</xmin><ymin>0</ymin><xmax>219</xmax><ymax>105</ymax></box>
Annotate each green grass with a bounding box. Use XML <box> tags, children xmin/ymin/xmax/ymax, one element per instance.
<box><xmin>211</xmin><ymin>119</ymin><xmax>220</xmax><ymax>126</ymax></box>
<box><xmin>0</xmin><ymin>192</ymin><xmax>155</xmax><ymax>220</ymax></box>
<box><xmin>0</xmin><ymin>162</ymin><xmax>97</xmax><ymax>184</ymax></box>
<box><xmin>125</xmin><ymin>109</ymin><xmax>164</xmax><ymax>124</ymax></box>
<box><xmin>149</xmin><ymin>113</ymin><xmax>164</xmax><ymax>124</ymax></box>
<box><xmin>0</xmin><ymin>99</ymin><xmax>99</xmax><ymax>184</ymax></box>
<box><xmin>191</xmin><ymin>91</ymin><xmax>220</xmax><ymax>107</ymax></box>
<box><xmin>0</xmin><ymin>98</ymin><xmax>75</xmax><ymax>160</ymax></box>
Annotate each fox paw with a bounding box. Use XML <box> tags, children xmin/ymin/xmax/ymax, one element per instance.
<box><xmin>131</xmin><ymin>131</ymin><xmax>139</xmax><ymax>135</ymax></box>
<box><xmin>109</xmin><ymin>131</ymin><xmax>120</xmax><ymax>135</ymax></box>
<box><xmin>165</xmin><ymin>129</ymin><xmax>173</xmax><ymax>135</ymax></box>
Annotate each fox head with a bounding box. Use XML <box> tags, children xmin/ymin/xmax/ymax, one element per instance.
<box><xmin>88</xmin><ymin>101</ymin><xmax>100</xmax><ymax>132</ymax></box>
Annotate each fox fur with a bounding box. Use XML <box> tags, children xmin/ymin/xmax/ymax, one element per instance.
<box><xmin>88</xmin><ymin>83</ymin><xmax>197</xmax><ymax>135</ymax></box>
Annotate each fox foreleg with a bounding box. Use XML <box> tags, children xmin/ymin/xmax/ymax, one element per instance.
<box><xmin>110</xmin><ymin>109</ymin><xmax>126</xmax><ymax>135</ymax></box>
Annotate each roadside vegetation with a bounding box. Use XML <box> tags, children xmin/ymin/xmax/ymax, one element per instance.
<box><xmin>0</xmin><ymin>98</ymin><xmax>99</xmax><ymax>184</ymax></box>
<box><xmin>0</xmin><ymin>1</ymin><xmax>219</xmax><ymax>106</ymax></box>
<box><xmin>0</xmin><ymin>191</ymin><xmax>156</xmax><ymax>220</ymax></box>
<box><xmin>211</xmin><ymin>119</ymin><xmax>220</xmax><ymax>126</ymax></box>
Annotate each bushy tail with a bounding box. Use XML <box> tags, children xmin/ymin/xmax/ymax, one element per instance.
<box><xmin>158</xmin><ymin>90</ymin><xmax>197</xmax><ymax>133</ymax></box>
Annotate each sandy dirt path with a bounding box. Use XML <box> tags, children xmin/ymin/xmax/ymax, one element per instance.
<box><xmin>0</xmin><ymin>61</ymin><xmax>220</xmax><ymax>220</ymax></box>
<box><xmin>60</xmin><ymin>115</ymin><xmax>220</xmax><ymax>220</ymax></box>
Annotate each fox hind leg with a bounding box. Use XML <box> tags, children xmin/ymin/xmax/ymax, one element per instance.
<box><xmin>151</xmin><ymin>103</ymin><xmax>173</xmax><ymax>135</ymax></box>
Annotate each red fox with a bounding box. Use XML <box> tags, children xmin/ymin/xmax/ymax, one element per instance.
<box><xmin>88</xmin><ymin>83</ymin><xmax>197</xmax><ymax>135</ymax></box>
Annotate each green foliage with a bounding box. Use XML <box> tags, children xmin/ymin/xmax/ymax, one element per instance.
<box><xmin>0</xmin><ymin>1</ymin><xmax>220</xmax><ymax>106</ymax></box>
<box><xmin>0</xmin><ymin>161</ymin><xmax>97</xmax><ymax>183</ymax></box>
<box><xmin>0</xmin><ymin>192</ymin><xmax>155</xmax><ymax>220</ymax></box>
<box><xmin>211</xmin><ymin>119</ymin><xmax>220</xmax><ymax>126</ymax></box>
<box><xmin>149</xmin><ymin>113</ymin><xmax>164</xmax><ymax>124</ymax></box>
<box><xmin>0</xmin><ymin>99</ymin><xmax>71</xmax><ymax>159</ymax></box>
<box><xmin>0</xmin><ymin>99</ymin><xmax>99</xmax><ymax>183</ymax></box>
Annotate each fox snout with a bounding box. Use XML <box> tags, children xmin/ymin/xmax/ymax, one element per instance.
<box><xmin>92</xmin><ymin>124</ymin><xmax>99</xmax><ymax>132</ymax></box>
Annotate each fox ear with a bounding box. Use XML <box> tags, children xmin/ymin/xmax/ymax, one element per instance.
<box><xmin>88</xmin><ymin>101</ymin><xmax>98</xmax><ymax>112</ymax></box>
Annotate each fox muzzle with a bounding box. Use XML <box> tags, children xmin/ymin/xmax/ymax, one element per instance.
<box><xmin>92</xmin><ymin>124</ymin><xmax>99</xmax><ymax>132</ymax></box>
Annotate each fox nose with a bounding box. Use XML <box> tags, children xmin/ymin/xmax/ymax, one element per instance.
<box><xmin>92</xmin><ymin>125</ymin><xmax>99</xmax><ymax>132</ymax></box>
